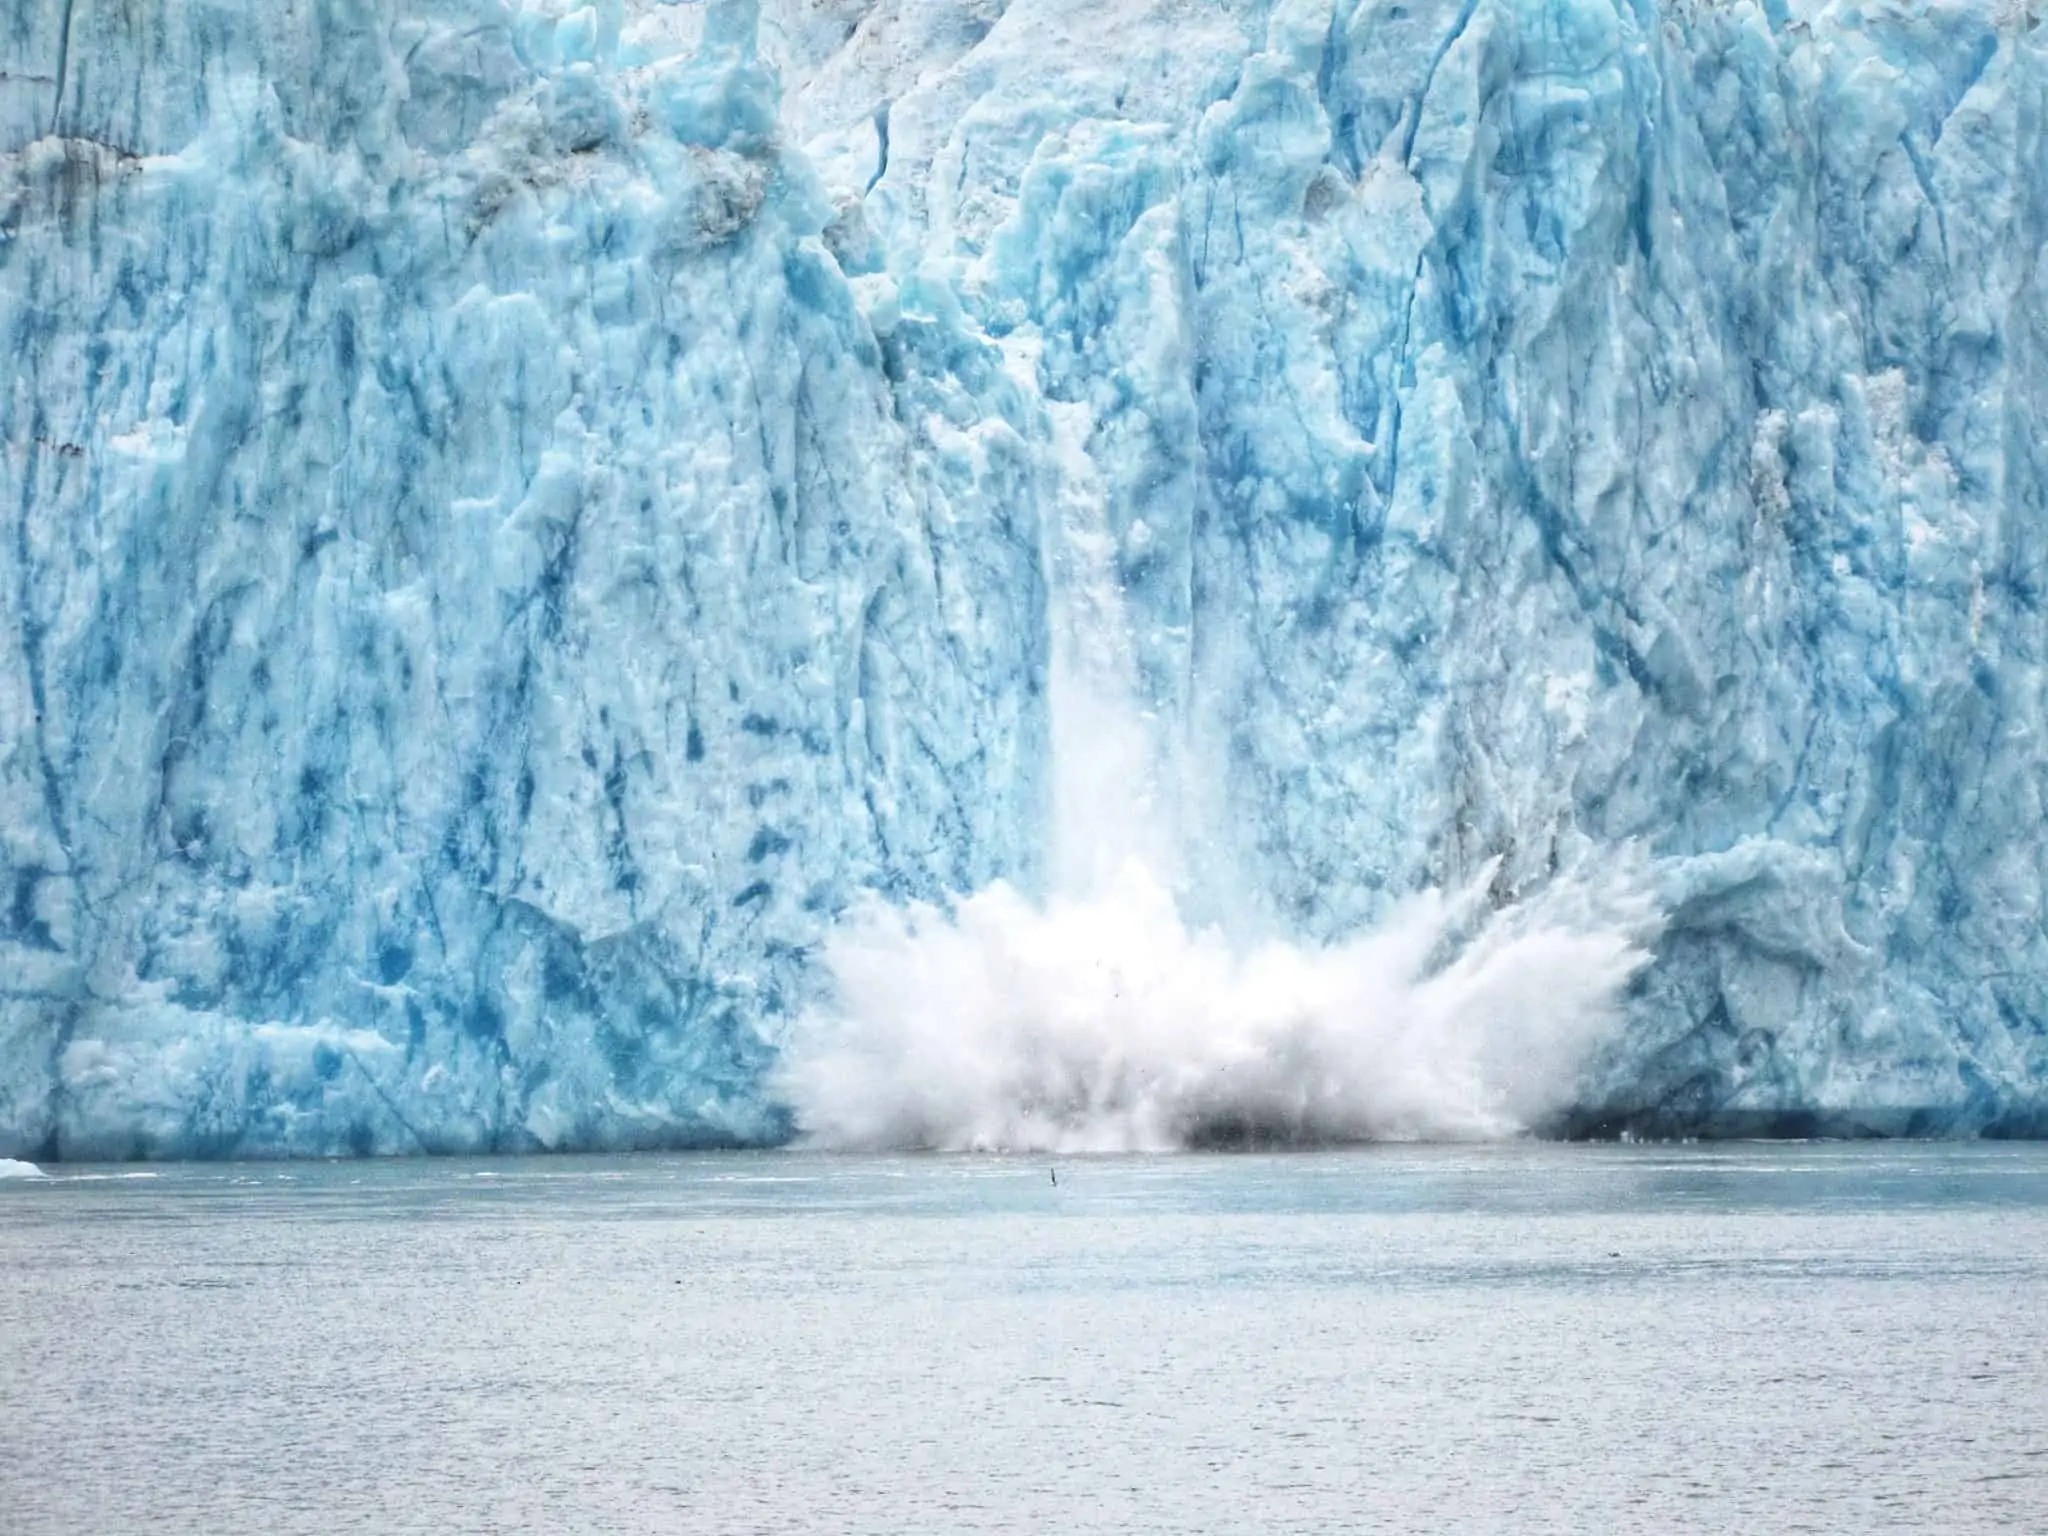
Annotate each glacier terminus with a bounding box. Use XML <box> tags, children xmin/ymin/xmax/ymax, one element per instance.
<box><xmin>2</xmin><ymin>0</ymin><xmax>2046</xmax><ymax>1157</ymax></box>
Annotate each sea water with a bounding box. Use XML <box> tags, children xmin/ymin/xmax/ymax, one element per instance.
<box><xmin>3</xmin><ymin>1145</ymin><xmax>2046</xmax><ymax>1533</ymax></box>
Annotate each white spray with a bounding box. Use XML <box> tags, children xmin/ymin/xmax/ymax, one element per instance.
<box><xmin>777</xmin><ymin>372</ymin><xmax>1660</xmax><ymax>1151</ymax></box>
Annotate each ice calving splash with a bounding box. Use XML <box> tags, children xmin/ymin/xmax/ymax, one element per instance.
<box><xmin>780</xmin><ymin>341</ymin><xmax>1662</xmax><ymax>1151</ymax></box>
<box><xmin>777</xmin><ymin>856</ymin><xmax>1661</xmax><ymax>1152</ymax></box>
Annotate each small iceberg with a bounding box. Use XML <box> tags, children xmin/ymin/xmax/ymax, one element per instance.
<box><xmin>0</xmin><ymin>1159</ymin><xmax>49</xmax><ymax>1180</ymax></box>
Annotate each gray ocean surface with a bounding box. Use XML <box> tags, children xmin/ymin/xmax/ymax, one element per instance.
<box><xmin>3</xmin><ymin>1145</ymin><xmax>2047</xmax><ymax>1534</ymax></box>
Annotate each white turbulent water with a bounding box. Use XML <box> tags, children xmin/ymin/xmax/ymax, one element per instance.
<box><xmin>778</xmin><ymin>858</ymin><xmax>1660</xmax><ymax>1150</ymax></box>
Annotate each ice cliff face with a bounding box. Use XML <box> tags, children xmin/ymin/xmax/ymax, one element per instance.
<box><xmin>3</xmin><ymin>0</ymin><xmax>2045</xmax><ymax>1156</ymax></box>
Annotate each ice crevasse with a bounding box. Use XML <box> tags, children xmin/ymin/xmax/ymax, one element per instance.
<box><xmin>1</xmin><ymin>0</ymin><xmax>2045</xmax><ymax>1157</ymax></box>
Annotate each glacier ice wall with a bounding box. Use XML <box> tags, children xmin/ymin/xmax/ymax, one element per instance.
<box><xmin>2</xmin><ymin>0</ymin><xmax>2045</xmax><ymax>1155</ymax></box>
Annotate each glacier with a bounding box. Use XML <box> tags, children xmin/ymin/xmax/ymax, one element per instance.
<box><xmin>2</xmin><ymin>0</ymin><xmax>2046</xmax><ymax>1157</ymax></box>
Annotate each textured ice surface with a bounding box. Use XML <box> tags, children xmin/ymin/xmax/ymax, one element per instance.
<box><xmin>2</xmin><ymin>0</ymin><xmax>2045</xmax><ymax>1156</ymax></box>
